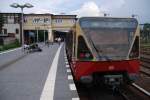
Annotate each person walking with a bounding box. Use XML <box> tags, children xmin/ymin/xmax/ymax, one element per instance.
<box><xmin>58</xmin><ymin>37</ymin><xmax>61</xmax><ymax>45</ymax></box>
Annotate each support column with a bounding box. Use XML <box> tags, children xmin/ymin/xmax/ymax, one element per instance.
<box><xmin>36</xmin><ymin>29</ymin><xmax>38</xmax><ymax>42</ymax></box>
<box><xmin>48</xmin><ymin>29</ymin><xmax>53</xmax><ymax>42</ymax></box>
<box><xmin>44</xmin><ymin>30</ymin><xmax>45</xmax><ymax>42</ymax></box>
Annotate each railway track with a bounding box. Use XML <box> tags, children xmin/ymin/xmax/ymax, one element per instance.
<box><xmin>76</xmin><ymin>82</ymin><xmax>150</xmax><ymax>100</ymax></box>
<box><xmin>76</xmin><ymin>83</ymin><xmax>125</xmax><ymax>100</ymax></box>
<box><xmin>140</xmin><ymin>46</ymin><xmax>150</xmax><ymax>55</ymax></box>
<box><xmin>140</xmin><ymin>66</ymin><xmax>150</xmax><ymax>77</ymax></box>
<box><xmin>140</xmin><ymin>54</ymin><xmax>150</xmax><ymax>77</ymax></box>
<box><xmin>141</xmin><ymin>51</ymin><xmax>150</xmax><ymax>55</ymax></box>
<box><xmin>119</xmin><ymin>83</ymin><xmax>150</xmax><ymax>100</ymax></box>
<box><xmin>132</xmin><ymin>83</ymin><xmax>150</xmax><ymax>97</ymax></box>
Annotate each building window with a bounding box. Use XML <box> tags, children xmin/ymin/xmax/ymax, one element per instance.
<box><xmin>24</xmin><ymin>17</ymin><xmax>27</xmax><ymax>23</ymax></box>
<box><xmin>14</xmin><ymin>17</ymin><xmax>20</xmax><ymax>23</ymax></box>
<box><xmin>16</xmin><ymin>29</ymin><xmax>19</xmax><ymax>34</ymax></box>
<box><xmin>71</xmin><ymin>19</ymin><xmax>75</xmax><ymax>23</ymax></box>
<box><xmin>4</xmin><ymin>16</ymin><xmax>8</xmax><ymax>23</ymax></box>
<box><xmin>55</xmin><ymin>19</ymin><xmax>62</xmax><ymax>23</ymax></box>
<box><xmin>4</xmin><ymin>29</ymin><xmax>7</xmax><ymax>34</ymax></box>
<box><xmin>8</xmin><ymin>17</ymin><xmax>14</xmax><ymax>24</ymax></box>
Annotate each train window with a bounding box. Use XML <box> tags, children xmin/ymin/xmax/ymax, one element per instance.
<box><xmin>129</xmin><ymin>36</ymin><xmax>139</xmax><ymax>58</ymax></box>
<box><xmin>16</xmin><ymin>29</ymin><xmax>19</xmax><ymax>34</ymax></box>
<box><xmin>78</xmin><ymin>18</ymin><xmax>138</xmax><ymax>60</ymax></box>
<box><xmin>4</xmin><ymin>29</ymin><xmax>7</xmax><ymax>34</ymax></box>
<box><xmin>77</xmin><ymin>36</ymin><xmax>93</xmax><ymax>60</ymax></box>
<box><xmin>81</xmin><ymin>28</ymin><xmax>130</xmax><ymax>60</ymax></box>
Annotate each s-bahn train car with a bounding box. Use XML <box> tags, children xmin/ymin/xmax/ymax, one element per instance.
<box><xmin>66</xmin><ymin>17</ymin><xmax>140</xmax><ymax>86</ymax></box>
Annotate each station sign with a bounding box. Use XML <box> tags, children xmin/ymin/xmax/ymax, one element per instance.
<box><xmin>32</xmin><ymin>17</ymin><xmax>51</xmax><ymax>24</ymax></box>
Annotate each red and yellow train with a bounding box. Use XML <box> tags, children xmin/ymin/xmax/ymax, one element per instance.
<box><xmin>66</xmin><ymin>17</ymin><xmax>140</xmax><ymax>85</ymax></box>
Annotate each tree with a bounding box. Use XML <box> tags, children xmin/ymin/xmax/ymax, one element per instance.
<box><xmin>142</xmin><ymin>23</ymin><xmax>150</xmax><ymax>43</ymax></box>
<box><xmin>0</xmin><ymin>14</ymin><xmax>4</xmax><ymax>34</ymax></box>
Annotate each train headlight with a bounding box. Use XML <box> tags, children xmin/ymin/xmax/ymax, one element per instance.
<box><xmin>79</xmin><ymin>53</ymin><xmax>85</xmax><ymax>58</ymax></box>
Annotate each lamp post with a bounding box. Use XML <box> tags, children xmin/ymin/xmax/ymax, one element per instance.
<box><xmin>43</xmin><ymin>24</ymin><xmax>46</xmax><ymax>42</ymax></box>
<box><xmin>44</xmin><ymin>28</ymin><xmax>46</xmax><ymax>42</ymax></box>
<box><xmin>10</xmin><ymin>3</ymin><xmax>33</xmax><ymax>46</ymax></box>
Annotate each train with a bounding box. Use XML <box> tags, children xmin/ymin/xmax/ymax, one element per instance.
<box><xmin>66</xmin><ymin>17</ymin><xmax>140</xmax><ymax>86</ymax></box>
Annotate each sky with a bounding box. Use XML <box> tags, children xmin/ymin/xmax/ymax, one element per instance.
<box><xmin>0</xmin><ymin>0</ymin><xmax>150</xmax><ymax>23</ymax></box>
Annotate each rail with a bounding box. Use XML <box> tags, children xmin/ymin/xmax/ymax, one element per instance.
<box><xmin>132</xmin><ymin>83</ymin><xmax>150</xmax><ymax>97</ymax></box>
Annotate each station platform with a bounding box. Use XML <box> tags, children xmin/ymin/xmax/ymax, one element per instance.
<box><xmin>53</xmin><ymin>44</ymin><xmax>79</xmax><ymax>100</ymax></box>
<box><xmin>0</xmin><ymin>43</ymin><xmax>79</xmax><ymax>100</ymax></box>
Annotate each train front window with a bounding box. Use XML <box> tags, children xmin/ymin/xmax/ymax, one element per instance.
<box><xmin>79</xmin><ymin>18</ymin><xmax>138</xmax><ymax>60</ymax></box>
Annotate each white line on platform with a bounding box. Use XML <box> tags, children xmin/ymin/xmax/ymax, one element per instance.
<box><xmin>72</xmin><ymin>98</ymin><xmax>80</xmax><ymax>100</ymax></box>
<box><xmin>68</xmin><ymin>75</ymin><xmax>73</xmax><ymax>80</ymax></box>
<box><xmin>40</xmin><ymin>44</ymin><xmax>63</xmax><ymax>100</ymax></box>
<box><xmin>64</xmin><ymin>57</ymin><xmax>67</xmax><ymax>59</ymax></box>
<box><xmin>65</xmin><ymin>62</ymin><xmax>68</xmax><ymax>64</ymax></box>
<box><xmin>65</xmin><ymin>60</ymin><xmax>68</xmax><ymax>63</ymax></box>
<box><xmin>0</xmin><ymin>47</ymin><xmax>21</xmax><ymax>55</ymax></box>
<box><xmin>67</xmin><ymin>69</ymin><xmax>71</xmax><ymax>73</ymax></box>
<box><xmin>66</xmin><ymin>65</ymin><xmax>69</xmax><ymax>68</ymax></box>
<box><xmin>65</xmin><ymin>59</ymin><xmax>68</xmax><ymax>61</ymax></box>
<box><xmin>69</xmin><ymin>84</ymin><xmax>77</xmax><ymax>91</ymax></box>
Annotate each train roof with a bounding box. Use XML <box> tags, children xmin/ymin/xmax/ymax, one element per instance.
<box><xmin>78</xmin><ymin>17</ymin><xmax>138</xmax><ymax>24</ymax></box>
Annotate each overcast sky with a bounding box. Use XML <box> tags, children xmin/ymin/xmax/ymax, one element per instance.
<box><xmin>0</xmin><ymin>0</ymin><xmax>150</xmax><ymax>23</ymax></box>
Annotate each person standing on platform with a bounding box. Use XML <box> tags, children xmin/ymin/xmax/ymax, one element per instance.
<box><xmin>58</xmin><ymin>37</ymin><xmax>61</xmax><ymax>45</ymax></box>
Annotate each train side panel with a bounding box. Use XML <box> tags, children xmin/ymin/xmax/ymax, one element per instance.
<box><xmin>71</xmin><ymin>60</ymin><xmax>140</xmax><ymax>81</ymax></box>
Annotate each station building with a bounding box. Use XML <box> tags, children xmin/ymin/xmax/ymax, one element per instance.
<box><xmin>0</xmin><ymin>12</ymin><xmax>76</xmax><ymax>44</ymax></box>
<box><xmin>0</xmin><ymin>13</ymin><xmax>21</xmax><ymax>44</ymax></box>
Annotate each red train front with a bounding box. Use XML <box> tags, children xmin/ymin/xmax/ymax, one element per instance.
<box><xmin>66</xmin><ymin>17</ymin><xmax>140</xmax><ymax>85</ymax></box>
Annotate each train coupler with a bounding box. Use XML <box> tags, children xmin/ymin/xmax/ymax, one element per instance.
<box><xmin>104</xmin><ymin>75</ymin><xmax>123</xmax><ymax>92</ymax></box>
<box><xmin>104</xmin><ymin>75</ymin><xmax>123</xmax><ymax>86</ymax></box>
